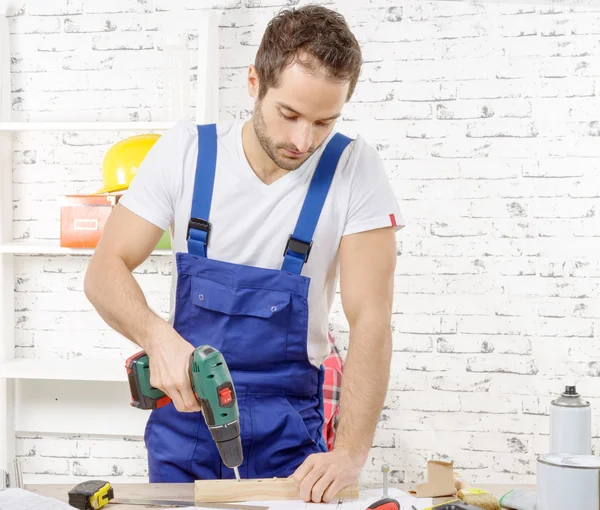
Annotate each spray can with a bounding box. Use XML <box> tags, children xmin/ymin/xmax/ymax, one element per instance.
<box><xmin>549</xmin><ymin>385</ymin><xmax>591</xmax><ymax>455</ymax></box>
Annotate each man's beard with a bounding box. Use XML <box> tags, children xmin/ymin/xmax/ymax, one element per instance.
<box><xmin>252</xmin><ymin>101</ymin><xmax>315</xmax><ymax>171</ymax></box>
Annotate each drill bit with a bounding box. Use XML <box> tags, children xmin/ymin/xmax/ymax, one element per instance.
<box><xmin>234</xmin><ymin>466</ymin><xmax>241</xmax><ymax>481</ymax></box>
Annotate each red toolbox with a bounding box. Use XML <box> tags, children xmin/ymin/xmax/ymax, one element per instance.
<box><xmin>60</xmin><ymin>194</ymin><xmax>120</xmax><ymax>249</ymax></box>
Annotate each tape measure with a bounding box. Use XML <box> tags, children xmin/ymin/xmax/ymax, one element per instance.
<box><xmin>68</xmin><ymin>480</ymin><xmax>114</xmax><ymax>510</ymax></box>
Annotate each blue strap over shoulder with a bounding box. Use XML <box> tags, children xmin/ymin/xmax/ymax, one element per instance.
<box><xmin>187</xmin><ymin>123</ymin><xmax>217</xmax><ymax>257</ymax></box>
<box><xmin>281</xmin><ymin>132</ymin><xmax>353</xmax><ymax>275</ymax></box>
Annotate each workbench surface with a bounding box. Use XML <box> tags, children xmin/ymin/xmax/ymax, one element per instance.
<box><xmin>25</xmin><ymin>482</ymin><xmax>535</xmax><ymax>509</ymax></box>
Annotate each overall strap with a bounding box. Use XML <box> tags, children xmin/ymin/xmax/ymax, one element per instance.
<box><xmin>187</xmin><ymin>123</ymin><xmax>218</xmax><ymax>257</ymax></box>
<box><xmin>282</xmin><ymin>132</ymin><xmax>353</xmax><ymax>275</ymax></box>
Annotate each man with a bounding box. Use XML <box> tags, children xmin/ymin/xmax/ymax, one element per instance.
<box><xmin>84</xmin><ymin>4</ymin><xmax>403</xmax><ymax>504</ymax></box>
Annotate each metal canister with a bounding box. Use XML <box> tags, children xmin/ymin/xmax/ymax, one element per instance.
<box><xmin>13</xmin><ymin>459</ymin><xmax>23</xmax><ymax>488</ymax></box>
<box><xmin>0</xmin><ymin>469</ymin><xmax>8</xmax><ymax>491</ymax></box>
<box><xmin>549</xmin><ymin>385</ymin><xmax>591</xmax><ymax>455</ymax></box>
<box><xmin>537</xmin><ymin>454</ymin><xmax>600</xmax><ymax>510</ymax></box>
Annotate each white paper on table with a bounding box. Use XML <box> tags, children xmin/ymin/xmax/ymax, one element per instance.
<box><xmin>0</xmin><ymin>486</ymin><xmax>435</xmax><ymax>510</ymax></box>
<box><xmin>0</xmin><ymin>488</ymin><xmax>262</xmax><ymax>510</ymax></box>
<box><xmin>156</xmin><ymin>506</ymin><xmax>274</xmax><ymax>510</ymax></box>
<box><xmin>176</xmin><ymin>488</ymin><xmax>434</xmax><ymax>510</ymax></box>
<box><xmin>0</xmin><ymin>486</ymin><xmax>434</xmax><ymax>510</ymax></box>
<box><xmin>0</xmin><ymin>488</ymin><xmax>76</xmax><ymax>510</ymax></box>
<box><xmin>320</xmin><ymin>487</ymin><xmax>433</xmax><ymax>510</ymax></box>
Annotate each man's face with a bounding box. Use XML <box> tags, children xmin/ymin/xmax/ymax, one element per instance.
<box><xmin>249</xmin><ymin>60</ymin><xmax>349</xmax><ymax>171</ymax></box>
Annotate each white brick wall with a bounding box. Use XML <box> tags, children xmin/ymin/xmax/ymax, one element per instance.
<box><xmin>7</xmin><ymin>0</ymin><xmax>600</xmax><ymax>489</ymax></box>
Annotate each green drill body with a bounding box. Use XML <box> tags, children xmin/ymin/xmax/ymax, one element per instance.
<box><xmin>126</xmin><ymin>345</ymin><xmax>243</xmax><ymax>470</ymax></box>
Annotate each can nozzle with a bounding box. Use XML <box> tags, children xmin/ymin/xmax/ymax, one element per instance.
<box><xmin>564</xmin><ymin>385</ymin><xmax>578</xmax><ymax>396</ymax></box>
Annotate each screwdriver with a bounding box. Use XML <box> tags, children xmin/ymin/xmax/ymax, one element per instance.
<box><xmin>368</xmin><ymin>498</ymin><xmax>400</xmax><ymax>509</ymax></box>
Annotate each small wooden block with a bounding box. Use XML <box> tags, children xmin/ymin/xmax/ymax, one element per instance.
<box><xmin>414</xmin><ymin>460</ymin><xmax>455</xmax><ymax>498</ymax></box>
<box><xmin>194</xmin><ymin>478</ymin><xmax>360</xmax><ymax>503</ymax></box>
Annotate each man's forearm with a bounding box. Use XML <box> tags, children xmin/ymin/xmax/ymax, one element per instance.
<box><xmin>84</xmin><ymin>254</ymin><xmax>167</xmax><ymax>351</ymax></box>
<box><xmin>332</xmin><ymin>314</ymin><xmax>393</xmax><ymax>466</ymax></box>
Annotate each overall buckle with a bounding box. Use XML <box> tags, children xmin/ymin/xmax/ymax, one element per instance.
<box><xmin>187</xmin><ymin>217</ymin><xmax>211</xmax><ymax>245</ymax></box>
<box><xmin>284</xmin><ymin>235</ymin><xmax>312</xmax><ymax>263</ymax></box>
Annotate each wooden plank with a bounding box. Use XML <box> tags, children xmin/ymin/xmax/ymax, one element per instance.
<box><xmin>195</xmin><ymin>478</ymin><xmax>360</xmax><ymax>503</ymax></box>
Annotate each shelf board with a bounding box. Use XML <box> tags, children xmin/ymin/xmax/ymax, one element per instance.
<box><xmin>16</xmin><ymin>377</ymin><xmax>150</xmax><ymax>435</ymax></box>
<box><xmin>0</xmin><ymin>121</ymin><xmax>177</xmax><ymax>132</ymax></box>
<box><xmin>0</xmin><ymin>241</ymin><xmax>171</xmax><ymax>256</ymax></box>
<box><xmin>0</xmin><ymin>357</ymin><xmax>128</xmax><ymax>382</ymax></box>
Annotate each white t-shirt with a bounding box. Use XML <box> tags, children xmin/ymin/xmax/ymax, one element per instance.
<box><xmin>119</xmin><ymin>119</ymin><xmax>405</xmax><ymax>367</ymax></box>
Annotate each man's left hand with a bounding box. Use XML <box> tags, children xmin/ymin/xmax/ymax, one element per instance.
<box><xmin>290</xmin><ymin>448</ymin><xmax>363</xmax><ymax>503</ymax></box>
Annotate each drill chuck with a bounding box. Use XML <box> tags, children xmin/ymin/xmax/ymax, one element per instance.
<box><xmin>216</xmin><ymin>435</ymin><xmax>243</xmax><ymax>470</ymax></box>
<box><xmin>208</xmin><ymin>419</ymin><xmax>242</xmax><ymax>469</ymax></box>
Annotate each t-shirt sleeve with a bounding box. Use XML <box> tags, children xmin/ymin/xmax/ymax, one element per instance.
<box><xmin>342</xmin><ymin>138</ymin><xmax>405</xmax><ymax>237</ymax></box>
<box><xmin>118</xmin><ymin>121</ymin><xmax>190</xmax><ymax>231</ymax></box>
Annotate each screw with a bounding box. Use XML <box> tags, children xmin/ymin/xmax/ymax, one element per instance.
<box><xmin>381</xmin><ymin>464</ymin><xmax>389</xmax><ymax>497</ymax></box>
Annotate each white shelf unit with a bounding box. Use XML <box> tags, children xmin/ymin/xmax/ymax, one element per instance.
<box><xmin>0</xmin><ymin>240</ymin><xmax>172</xmax><ymax>256</ymax></box>
<box><xmin>1</xmin><ymin>358</ymin><xmax>128</xmax><ymax>382</ymax></box>
<box><xmin>0</xmin><ymin>9</ymin><xmax>220</xmax><ymax>480</ymax></box>
<box><xmin>0</xmin><ymin>122</ymin><xmax>177</xmax><ymax>132</ymax></box>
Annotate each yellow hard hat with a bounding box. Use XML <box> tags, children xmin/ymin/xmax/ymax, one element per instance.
<box><xmin>94</xmin><ymin>133</ymin><xmax>161</xmax><ymax>194</ymax></box>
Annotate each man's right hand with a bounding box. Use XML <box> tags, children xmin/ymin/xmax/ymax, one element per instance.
<box><xmin>83</xmin><ymin>204</ymin><xmax>201</xmax><ymax>413</ymax></box>
<box><xmin>146</xmin><ymin>325</ymin><xmax>202</xmax><ymax>413</ymax></box>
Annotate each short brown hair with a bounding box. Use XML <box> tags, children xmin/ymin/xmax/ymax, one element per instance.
<box><xmin>254</xmin><ymin>5</ymin><xmax>362</xmax><ymax>102</ymax></box>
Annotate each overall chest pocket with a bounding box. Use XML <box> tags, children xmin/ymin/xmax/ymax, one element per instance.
<box><xmin>189</xmin><ymin>276</ymin><xmax>293</xmax><ymax>368</ymax></box>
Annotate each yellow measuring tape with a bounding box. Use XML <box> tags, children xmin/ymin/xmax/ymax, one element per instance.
<box><xmin>67</xmin><ymin>480</ymin><xmax>114</xmax><ymax>510</ymax></box>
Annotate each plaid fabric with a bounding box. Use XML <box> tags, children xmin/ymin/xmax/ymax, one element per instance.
<box><xmin>322</xmin><ymin>332</ymin><xmax>344</xmax><ymax>451</ymax></box>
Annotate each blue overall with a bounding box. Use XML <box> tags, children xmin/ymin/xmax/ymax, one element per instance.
<box><xmin>144</xmin><ymin>124</ymin><xmax>352</xmax><ymax>481</ymax></box>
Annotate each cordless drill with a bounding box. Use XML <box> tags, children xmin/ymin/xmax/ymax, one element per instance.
<box><xmin>126</xmin><ymin>345</ymin><xmax>243</xmax><ymax>479</ymax></box>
